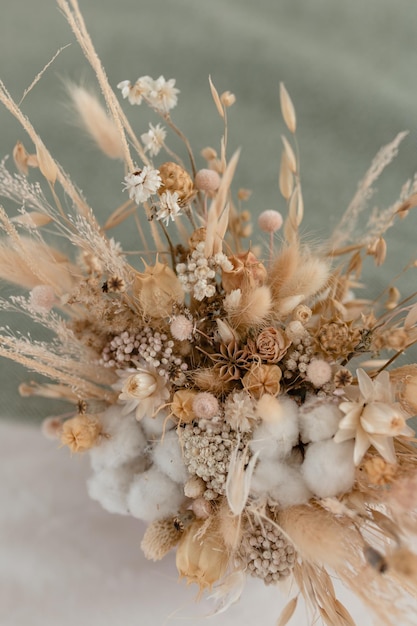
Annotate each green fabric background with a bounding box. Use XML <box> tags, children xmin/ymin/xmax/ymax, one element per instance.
<box><xmin>1</xmin><ymin>0</ymin><xmax>417</xmax><ymax>421</ymax></box>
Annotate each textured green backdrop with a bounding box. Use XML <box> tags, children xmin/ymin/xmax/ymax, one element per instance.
<box><xmin>1</xmin><ymin>0</ymin><xmax>417</xmax><ymax>420</ymax></box>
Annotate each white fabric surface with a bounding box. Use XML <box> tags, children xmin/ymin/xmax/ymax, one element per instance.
<box><xmin>0</xmin><ymin>420</ymin><xmax>377</xmax><ymax>626</ymax></box>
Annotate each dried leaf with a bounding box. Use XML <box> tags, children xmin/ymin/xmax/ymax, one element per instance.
<box><xmin>279</xmin><ymin>82</ymin><xmax>296</xmax><ymax>133</ymax></box>
<box><xmin>279</xmin><ymin>151</ymin><xmax>294</xmax><ymax>200</ymax></box>
<box><xmin>334</xmin><ymin>600</ymin><xmax>357</xmax><ymax>626</ymax></box>
<box><xmin>276</xmin><ymin>596</ymin><xmax>298</xmax><ymax>626</ymax></box>
<box><xmin>36</xmin><ymin>141</ymin><xmax>58</xmax><ymax>185</ymax></box>
<box><xmin>404</xmin><ymin>303</ymin><xmax>417</xmax><ymax>329</ymax></box>
<box><xmin>289</xmin><ymin>186</ymin><xmax>303</xmax><ymax>227</ymax></box>
<box><xmin>281</xmin><ymin>135</ymin><xmax>297</xmax><ymax>173</ymax></box>
<box><xmin>209</xmin><ymin>75</ymin><xmax>224</xmax><ymax>119</ymax></box>
<box><xmin>12</xmin><ymin>212</ymin><xmax>53</xmax><ymax>228</ymax></box>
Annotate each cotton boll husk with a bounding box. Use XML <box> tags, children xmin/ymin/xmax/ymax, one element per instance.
<box><xmin>301</xmin><ymin>439</ymin><xmax>355</xmax><ymax>498</ymax></box>
<box><xmin>87</xmin><ymin>464</ymin><xmax>134</xmax><ymax>515</ymax></box>
<box><xmin>298</xmin><ymin>395</ymin><xmax>343</xmax><ymax>444</ymax></box>
<box><xmin>128</xmin><ymin>466</ymin><xmax>185</xmax><ymax>522</ymax></box>
<box><xmin>250</xmin><ymin>458</ymin><xmax>311</xmax><ymax>506</ymax></box>
<box><xmin>250</xmin><ymin>396</ymin><xmax>299</xmax><ymax>459</ymax></box>
<box><xmin>89</xmin><ymin>406</ymin><xmax>147</xmax><ymax>471</ymax></box>
<box><xmin>152</xmin><ymin>429</ymin><xmax>189</xmax><ymax>483</ymax></box>
<box><xmin>141</xmin><ymin>410</ymin><xmax>175</xmax><ymax>438</ymax></box>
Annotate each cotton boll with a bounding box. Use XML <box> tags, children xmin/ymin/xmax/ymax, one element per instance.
<box><xmin>298</xmin><ymin>396</ymin><xmax>343</xmax><ymax>444</ymax></box>
<box><xmin>302</xmin><ymin>439</ymin><xmax>355</xmax><ymax>498</ymax></box>
<box><xmin>250</xmin><ymin>458</ymin><xmax>311</xmax><ymax>506</ymax></box>
<box><xmin>89</xmin><ymin>406</ymin><xmax>147</xmax><ymax>471</ymax></box>
<box><xmin>250</xmin><ymin>396</ymin><xmax>299</xmax><ymax>459</ymax></box>
<box><xmin>128</xmin><ymin>466</ymin><xmax>185</xmax><ymax>522</ymax></box>
<box><xmin>152</xmin><ymin>429</ymin><xmax>189</xmax><ymax>483</ymax></box>
<box><xmin>141</xmin><ymin>410</ymin><xmax>175</xmax><ymax>438</ymax></box>
<box><xmin>87</xmin><ymin>465</ymin><xmax>132</xmax><ymax>515</ymax></box>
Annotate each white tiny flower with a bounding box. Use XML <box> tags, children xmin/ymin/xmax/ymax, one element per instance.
<box><xmin>156</xmin><ymin>191</ymin><xmax>182</xmax><ymax>226</ymax></box>
<box><xmin>117</xmin><ymin>76</ymin><xmax>153</xmax><ymax>105</ymax></box>
<box><xmin>147</xmin><ymin>76</ymin><xmax>179</xmax><ymax>113</ymax></box>
<box><xmin>117</xmin><ymin>80</ymin><xmax>132</xmax><ymax>100</ymax></box>
<box><xmin>123</xmin><ymin>166</ymin><xmax>161</xmax><ymax>204</ymax></box>
<box><xmin>140</xmin><ymin>123</ymin><xmax>167</xmax><ymax>157</ymax></box>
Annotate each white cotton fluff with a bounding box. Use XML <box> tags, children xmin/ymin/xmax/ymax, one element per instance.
<box><xmin>250</xmin><ymin>458</ymin><xmax>312</xmax><ymax>507</ymax></box>
<box><xmin>141</xmin><ymin>410</ymin><xmax>175</xmax><ymax>438</ymax></box>
<box><xmin>152</xmin><ymin>429</ymin><xmax>189</xmax><ymax>484</ymax></box>
<box><xmin>250</xmin><ymin>396</ymin><xmax>299</xmax><ymax>459</ymax></box>
<box><xmin>89</xmin><ymin>406</ymin><xmax>147</xmax><ymax>471</ymax></box>
<box><xmin>128</xmin><ymin>466</ymin><xmax>185</xmax><ymax>522</ymax></box>
<box><xmin>87</xmin><ymin>465</ymin><xmax>133</xmax><ymax>515</ymax></box>
<box><xmin>298</xmin><ymin>396</ymin><xmax>343</xmax><ymax>444</ymax></box>
<box><xmin>301</xmin><ymin>438</ymin><xmax>356</xmax><ymax>498</ymax></box>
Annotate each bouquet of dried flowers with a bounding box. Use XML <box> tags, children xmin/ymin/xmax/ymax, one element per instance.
<box><xmin>1</xmin><ymin>2</ymin><xmax>417</xmax><ymax>624</ymax></box>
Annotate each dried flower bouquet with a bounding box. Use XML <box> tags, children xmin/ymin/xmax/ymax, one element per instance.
<box><xmin>1</xmin><ymin>1</ymin><xmax>417</xmax><ymax>624</ymax></box>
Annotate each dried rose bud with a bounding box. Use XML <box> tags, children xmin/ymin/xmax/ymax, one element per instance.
<box><xmin>222</xmin><ymin>250</ymin><xmax>267</xmax><ymax>293</ymax></box>
<box><xmin>293</xmin><ymin>304</ymin><xmax>312</xmax><ymax>325</ymax></box>
<box><xmin>255</xmin><ymin>327</ymin><xmax>291</xmax><ymax>363</ymax></box>
<box><xmin>243</xmin><ymin>363</ymin><xmax>282</xmax><ymax>399</ymax></box>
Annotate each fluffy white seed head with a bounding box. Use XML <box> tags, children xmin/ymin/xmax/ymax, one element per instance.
<box><xmin>250</xmin><ymin>458</ymin><xmax>311</xmax><ymax>506</ymax></box>
<box><xmin>87</xmin><ymin>465</ymin><xmax>133</xmax><ymax>515</ymax></box>
<box><xmin>128</xmin><ymin>466</ymin><xmax>185</xmax><ymax>522</ymax></box>
<box><xmin>301</xmin><ymin>439</ymin><xmax>355</xmax><ymax>498</ymax></box>
<box><xmin>298</xmin><ymin>396</ymin><xmax>343</xmax><ymax>444</ymax></box>
<box><xmin>152</xmin><ymin>430</ymin><xmax>190</xmax><ymax>483</ymax></box>
<box><xmin>251</xmin><ymin>396</ymin><xmax>299</xmax><ymax>459</ymax></box>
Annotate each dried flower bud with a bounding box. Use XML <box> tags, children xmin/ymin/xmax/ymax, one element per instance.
<box><xmin>285</xmin><ymin>320</ymin><xmax>306</xmax><ymax>341</ymax></box>
<box><xmin>184</xmin><ymin>476</ymin><xmax>206</xmax><ymax>499</ymax></box>
<box><xmin>222</xmin><ymin>250</ymin><xmax>267</xmax><ymax>293</ymax></box>
<box><xmin>171</xmin><ymin>389</ymin><xmax>197</xmax><ymax>423</ymax></box>
<box><xmin>188</xmin><ymin>227</ymin><xmax>206</xmax><ymax>250</ymax></box>
<box><xmin>201</xmin><ymin>146</ymin><xmax>217</xmax><ymax>161</ymax></box>
<box><xmin>333</xmin><ymin>368</ymin><xmax>353</xmax><ymax>388</ymax></box>
<box><xmin>192</xmin><ymin>392</ymin><xmax>219</xmax><ymax>420</ymax></box>
<box><xmin>258</xmin><ymin>210</ymin><xmax>283</xmax><ymax>233</ymax></box>
<box><xmin>136</xmin><ymin>260</ymin><xmax>184</xmax><ymax>318</ymax></box>
<box><xmin>158</xmin><ymin>161</ymin><xmax>194</xmax><ymax>204</ymax></box>
<box><xmin>194</xmin><ymin>168</ymin><xmax>221</xmax><ymax>193</ymax></box>
<box><xmin>41</xmin><ymin>416</ymin><xmax>63</xmax><ymax>440</ymax></box>
<box><xmin>293</xmin><ymin>304</ymin><xmax>312</xmax><ymax>325</ymax></box>
<box><xmin>238</xmin><ymin>188</ymin><xmax>252</xmax><ymax>201</ymax></box>
<box><xmin>364</xmin><ymin>456</ymin><xmax>397</xmax><ymax>486</ymax></box>
<box><xmin>60</xmin><ymin>414</ymin><xmax>101</xmax><ymax>453</ymax></box>
<box><xmin>191</xmin><ymin>497</ymin><xmax>212</xmax><ymax>519</ymax></box>
<box><xmin>13</xmin><ymin>141</ymin><xmax>37</xmax><ymax>175</ymax></box>
<box><xmin>255</xmin><ymin>327</ymin><xmax>291</xmax><ymax>362</ymax></box>
<box><xmin>243</xmin><ymin>363</ymin><xmax>282</xmax><ymax>399</ymax></box>
<box><xmin>176</xmin><ymin>519</ymin><xmax>229</xmax><ymax>590</ymax></box>
<box><xmin>220</xmin><ymin>91</ymin><xmax>236</xmax><ymax>107</ymax></box>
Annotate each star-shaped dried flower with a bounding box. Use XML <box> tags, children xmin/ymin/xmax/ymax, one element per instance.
<box><xmin>123</xmin><ymin>166</ymin><xmax>161</xmax><ymax>204</ymax></box>
<box><xmin>334</xmin><ymin>368</ymin><xmax>414</xmax><ymax>466</ymax></box>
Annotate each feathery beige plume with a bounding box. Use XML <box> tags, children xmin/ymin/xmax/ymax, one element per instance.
<box><xmin>69</xmin><ymin>85</ymin><xmax>124</xmax><ymax>159</ymax></box>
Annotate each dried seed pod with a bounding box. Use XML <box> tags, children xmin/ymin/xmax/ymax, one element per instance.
<box><xmin>158</xmin><ymin>161</ymin><xmax>195</xmax><ymax>204</ymax></box>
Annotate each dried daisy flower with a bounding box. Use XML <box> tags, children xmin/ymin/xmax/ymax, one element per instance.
<box><xmin>140</xmin><ymin>122</ymin><xmax>166</xmax><ymax>157</ymax></box>
<box><xmin>334</xmin><ymin>368</ymin><xmax>414</xmax><ymax>465</ymax></box>
<box><xmin>61</xmin><ymin>414</ymin><xmax>102</xmax><ymax>453</ymax></box>
<box><xmin>156</xmin><ymin>190</ymin><xmax>183</xmax><ymax>226</ymax></box>
<box><xmin>114</xmin><ymin>366</ymin><xmax>170</xmax><ymax>421</ymax></box>
<box><xmin>243</xmin><ymin>363</ymin><xmax>282</xmax><ymax>399</ymax></box>
<box><xmin>123</xmin><ymin>166</ymin><xmax>161</xmax><ymax>204</ymax></box>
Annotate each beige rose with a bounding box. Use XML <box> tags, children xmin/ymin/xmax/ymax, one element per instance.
<box><xmin>256</xmin><ymin>327</ymin><xmax>291</xmax><ymax>362</ymax></box>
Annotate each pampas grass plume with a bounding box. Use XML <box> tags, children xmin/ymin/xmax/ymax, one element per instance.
<box><xmin>69</xmin><ymin>85</ymin><xmax>124</xmax><ymax>159</ymax></box>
